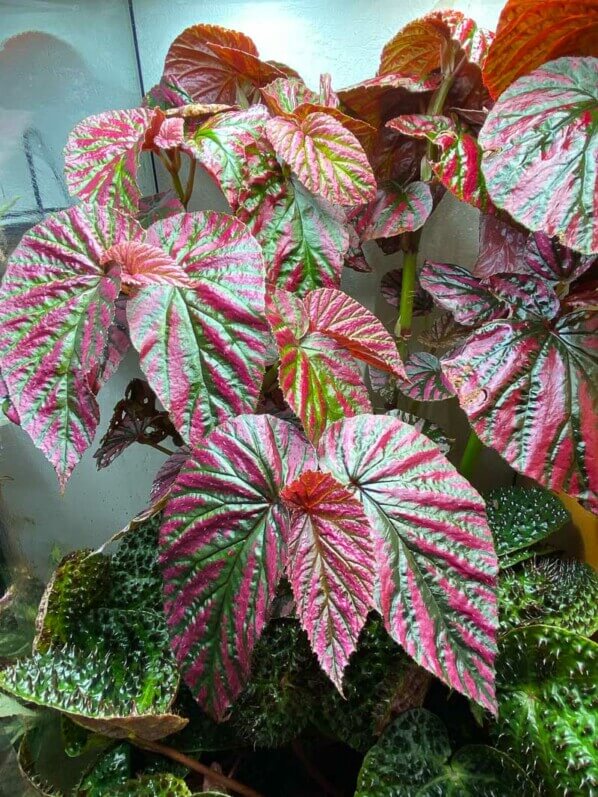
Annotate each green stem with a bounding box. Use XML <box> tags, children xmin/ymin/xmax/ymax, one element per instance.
<box><xmin>159</xmin><ymin>151</ymin><xmax>186</xmax><ymax>206</ymax></box>
<box><xmin>422</xmin><ymin>54</ymin><xmax>466</xmax><ymax>180</ymax></box>
<box><xmin>459</xmin><ymin>429</ymin><xmax>484</xmax><ymax>480</ymax></box>
<box><xmin>183</xmin><ymin>156</ymin><xmax>197</xmax><ymax>208</ymax></box>
<box><xmin>394</xmin><ymin>248</ymin><xmax>418</xmax><ymax>356</ymax></box>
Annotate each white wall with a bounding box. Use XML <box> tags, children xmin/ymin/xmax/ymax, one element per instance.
<box><xmin>0</xmin><ymin>0</ymin><xmax>505</xmax><ymax>578</ymax></box>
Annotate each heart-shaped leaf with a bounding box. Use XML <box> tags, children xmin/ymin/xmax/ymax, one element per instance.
<box><xmin>127</xmin><ymin>211</ymin><xmax>268</xmax><ymax>444</ymax></box>
<box><xmin>164</xmin><ymin>23</ymin><xmax>284</xmax><ymax>104</ymax></box>
<box><xmin>379</xmin><ymin>10</ymin><xmax>492</xmax><ymax>79</ymax></box>
<box><xmin>265</xmin><ymin>111</ymin><xmax>377</xmax><ymax>206</ymax></box>
<box><xmin>240</xmin><ymin>175</ymin><xmax>349</xmax><ymax>294</ymax></box>
<box><xmin>0</xmin><ymin>204</ymin><xmax>140</xmax><ymax>488</ymax></box>
<box><xmin>355</xmin><ymin>709</ymin><xmax>533</xmax><ymax>797</ymax></box>
<box><xmin>261</xmin><ymin>77</ymin><xmax>318</xmax><ymax>115</ymax></box>
<box><xmin>442</xmin><ymin>309</ymin><xmax>598</xmax><ymax>512</ymax></box>
<box><xmin>483</xmin><ymin>0</ymin><xmax>598</xmax><ymax>99</ymax></box>
<box><xmin>480</xmin><ymin>56</ymin><xmax>598</xmax><ymax>255</ymax></box>
<box><xmin>64</xmin><ymin>108</ymin><xmax>155</xmax><ymax>213</ymax></box>
<box><xmin>387</xmin><ymin>115</ymin><xmax>490</xmax><ymax>210</ymax></box>
<box><xmin>351</xmin><ymin>181</ymin><xmax>433</xmax><ymax>242</ymax></box>
<box><xmin>485</xmin><ymin>486</ymin><xmax>570</xmax><ymax>563</ymax></box>
<box><xmin>400</xmin><ymin>352</ymin><xmax>456</xmax><ymax>402</ymax></box>
<box><xmin>281</xmin><ymin>470</ymin><xmax>375</xmax><ymax>690</ymax></box>
<box><xmin>186</xmin><ymin>105</ymin><xmax>280</xmax><ymax>211</ymax></box>
<box><xmin>318</xmin><ymin>415</ymin><xmax>498</xmax><ymax>711</ymax></box>
<box><xmin>495</xmin><ymin>625</ymin><xmax>598</xmax><ymax>794</ymax></box>
<box><xmin>159</xmin><ymin>414</ymin><xmax>316</xmax><ymax>719</ymax></box>
<box><xmin>267</xmin><ymin>289</ymin><xmax>370</xmax><ymax>442</ymax></box>
<box><xmin>267</xmin><ymin>288</ymin><xmax>405</xmax><ymax>441</ymax></box>
<box><xmin>420</xmin><ymin>261</ymin><xmax>506</xmax><ymax>325</ymax></box>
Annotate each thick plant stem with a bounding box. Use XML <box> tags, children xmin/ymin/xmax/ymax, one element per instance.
<box><xmin>159</xmin><ymin>151</ymin><xmax>187</xmax><ymax>208</ymax></box>
<box><xmin>459</xmin><ymin>429</ymin><xmax>484</xmax><ymax>480</ymax></box>
<box><xmin>394</xmin><ymin>248</ymin><xmax>418</xmax><ymax>356</ymax></box>
<box><xmin>422</xmin><ymin>54</ymin><xmax>466</xmax><ymax>180</ymax></box>
<box><xmin>132</xmin><ymin>737</ymin><xmax>264</xmax><ymax>797</ymax></box>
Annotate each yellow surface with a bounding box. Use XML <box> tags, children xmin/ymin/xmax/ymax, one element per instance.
<box><xmin>558</xmin><ymin>492</ymin><xmax>598</xmax><ymax>568</ymax></box>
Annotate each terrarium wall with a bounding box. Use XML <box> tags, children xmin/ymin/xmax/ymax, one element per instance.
<box><xmin>0</xmin><ymin>0</ymin><xmax>537</xmax><ymax>578</ymax></box>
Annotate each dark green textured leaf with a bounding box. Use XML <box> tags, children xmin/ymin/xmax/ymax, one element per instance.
<box><xmin>499</xmin><ymin>556</ymin><xmax>598</xmax><ymax>635</ymax></box>
<box><xmin>495</xmin><ymin>625</ymin><xmax>598</xmax><ymax>794</ymax></box>
<box><xmin>111</xmin><ymin>773</ymin><xmax>193</xmax><ymax>796</ymax></box>
<box><xmin>78</xmin><ymin>743</ymin><xmax>132</xmax><ymax>796</ymax></box>
<box><xmin>485</xmin><ymin>486</ymin><xmax>570</xmax><ymax>562</ymax></box>
<box><xmin>355</xmin><ymin>708</ymin><xmax>535</xmax><ymax>796</ymax></box>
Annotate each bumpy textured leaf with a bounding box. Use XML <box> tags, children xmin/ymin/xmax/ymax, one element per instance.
<box><xmin>281</xmin><ymin>470</ymin><xmax>375</xmax><ymax>690</ymax></box>
<box><xmin>64</xmin><ymin>108</ymin><xmax>155</xmax><ymax>213</ymax></box>
<box><xmin>94</xmin><ymin>379</ymin><xmax>182</xmax><ymax>469</ymax></box>
<box><xmin>420</xmin><ymin>261</ymin><xmax>505</xmax><ymax>325</ymax></box>
<box><xmin>112</xmin><ymin>773</ymin><xmax>193</xmax><ymax>796</ymax></box>
<box><xmin>159</xmin><ymin>414</ymin><xmax>316</xmax><ymax>719</ymax></box>
<box><xmin>399</xmin><ymin>352</ymin><xmax>455</xmax><ymax>402</ymax></box>
<box><xmin>496</xmin><ymin>625</ymin><xmax>598</xmax><ymax>794</ymax></box>
<box><xmin>524</xmin><ymin>231</ymin><xmax>597</xmax><ymax>283</ymax></box>
<box><xmin>260</xmin><ymin>77</ymin><xmax>318</xmax><ymax>115</ymax></box>
<box><xmin>499</xmin><ymin>556</ymin><xmax>598</xmax><ymax>635</ymax></box>
<box><xmin>164</xmin><ymin>23</ymin><xmax>284</xmax><ymax>104</ymax></box>
<box><xmin>380</xmin><ymin>270</ymin><xmax>433</xmax><ymax>315</ymax></box>
<box><xmin>442</xmin><ymin>309</ymin><xmax>598</xmax><ymax>511</ymax></box>
<box><xmin>485</xmin><ymin>273</ymin><xmax>560</xmax><ymax>321</ymax></box>
<box><xmin>355</xmin><ymin>709</ymin><xmax>532</xmax><ymax>797</ymax></box>
<box><xmin>318</xmin><ymin>415</ymin><xmax>498</xmax><ymax>711</ymax></box>
<box><xmin>0</xmin><ymin>204</ymin><xmax>140</xmax><ymax>488</ymax></box>
<box><xmin>351</xmin><ymin>182</ymin><xmax>433</xmax><ymax>242</ymax></box>
<box><xmin>265</xmin><ymin>112</ymin><xmax>377</xmax><ymax>205</ymax></box>
<box><xmin>127</xmin><ymin>211</ymin><xmax>268</xmax><ymax>444</ymax></box>
<box><xmin>483</xmin><ymin>0</ymin><xmax>598</xmax><ymax>99</ymax></box>
<box><xmin>387</xmin><ymin>115</ymin><xmax>490</xmax><ymax>210</ymax></box>
<box><xmin>480</xmin><ymin>57</ymin><xmax>598</xmax><ymax>255</ymax></box>
<box><xmin>485</xmin><ymin>486</ymin><xmax>570</xmax><ymax>562</ymax></box>
<box><xmin>379</xmin><ymin>10</ymin><xmax>492</xmax><ymax>79</ymax></box>
<box><xmin>0</xmin><ymin>609</ymin><xmax>184</xmax><ymax>741</ymax></box>
<box><xmin>267</xmin><ymin>289</ymin><xmax>370</xmax><ymax>442</ymax></box>
<box><xmin>103</xmin><ymin>239</ymin><xmax>191</xmax><ymax>287</ymax></box>
<box><xmin>186</xmin><ymin>106</ymin><xmax>279</xmax><ymax>211</ymax></box>
<box><xmin>292</xmin><ymin>103</ymin><xmax>378</xmax><ymax>156</ymax></box>
<box><xmin>240</xmin><ymin>175</ymin><xmax>349</xmax><ymax>294</ymax></box>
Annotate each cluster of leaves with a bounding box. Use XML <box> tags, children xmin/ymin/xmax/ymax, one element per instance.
<box><xmin>0</xmin><ymin>1</ymin><xmax>597</xmax><ymax>795</ymax></box>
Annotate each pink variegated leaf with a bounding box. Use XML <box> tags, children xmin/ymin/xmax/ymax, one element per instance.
<box><xmin>260</xmin><ymin>77</ymin><xmax>318</xmax><ymax>115</ymax></box>
<box><xmin>345</xmin><ymin>223</ymin><xmax>372</xmax><ymax>273</ymax></box>
<box><xmin>486</xmin><ymin>273</ymin><xmax>560</xmax><ymax>321</ymax></box>
<box><xmin>265</xmin><ymin>111</ymin><xmax>377</xmax><ymax>206</ymax></box>
<box><xmin>479</xmin><ymin>57</ymin><xmax>598</xmax><ymax>255</ymax></box>
<box><xmin>379</xmin><ymin>10</ymin><xmax>493</xmax><ymax>78</ymax></box>
<box><xmin>319</xmin><ymin>73</ymin><xmax>340</xmax><ymax>108</ymax></box>
<box><xmin>419</xmin><ymin>312</ymin><xmax>469</xmax><ymax>353</ymax></box>
<box><xmin>304</xmin><ymin>288</ymin><xmax>406</xmax><ymax>379</ymax></box>
<box><xmin>144</xmin><ymin>76</ymin><xmax>193</xmax><ymax>110</ymax></box>
<box><xmin>137</xmin><ymin>192</ymin><xmax>185</xmax><ymax>228</ymax></box>
<box><xmin>153</xmin><ymin>117</ymin><xmax>185</xmax><ymax>150</ymax></box>
<box><xmin>150</xmin><ymin>446</ymin><xmax>190</xmax><ymax>504</ymax></box>
<box><xmin>64</xmin><ymin>108</ymin><xmax>156</xmax><ymax>213</ymax></box>
<box><xmin>318</xmin><ymin>415</ymin><xmax>498</xmax><ymax>712</ymax></box>
<box><xmin>0</xmin><ymin>204</ymin><xmax>141</xmax><ymax>487</ymax></box>
<box><xmin>380</xmin><ymin>269</ymin><xmax>433</xmax><ymax>315</ymax></box>
<box><xmin>281</xmin><ymin>470</ymin><xmax>375</xmax><ymax>690</ymax></box>
<box><xmin>387</xmin><ymin>115</ymin><xmax>490</xmax><ymax>210</ymax></box>
<box><xmin>399</xmin><ymin>352</ymin><xmax>456</xmax><ymax>401</ymax></box>
<box><xmin>186</xmin><ymin>106</ymin><xmax>280</xmax><ymax>211</ymax></box>
<box><xmin>524</xmin><ymin>232</ymin><xmax>598</xmax><ymax>284</ymax></box>
<box><xmin>473</xmin><ymin>214</ymin><xmax>529</xmax><ymax>279</ymax></box>
<box><xmin>442</xmin><ymin>309</ymin><xmax>598</xmax><ymax>512</ymax></box>
<box><xmin>0</xmin><ymin>369</ymin><xmax>19</xmax><ymax>426</ymax></box>
<box><xmin>351</xmin><ymin>181</ymin><xmax>433</xmax><ymax>242</ymax></box>
<box><xmin>127</xmin><ymin>211</ymin><xmax>269</xmax><ymax>444</ymax></box>
<box><xmin>164</xmin><ymin>24</ymin><xmax>283</xmax><ymax>104</ymax></box>
<box><xmin>86</xmin><ymin>296</ymin><xmax>130</xmax><ymax>393</ymax></box>
<box><xmin>421</xmin><ymin>261</ymin><xmax>507</xmax><ymax>326</ymax></box>
<box><xmin>266</xmin><ymin>289</ymin><xmax>371</xmax><ymax>443</ymax></box>
<box><xmin>102</xmin><ymin>239</ymin><xmax>192</xmax><ymax>288</ymax></box>
<box><xmin>292</xmin><ymin>104</ymin><xmax>378</xmax><ymax>156</ymax></box>
<box><xmin>388</xmin><ymin>409</ymin><xmax>454</xmax><ymax>455</ymax></box>
<box><xmin>240</xmin><ymin>175</ymin><xmax>349</xmax><ymax>295</ymax></box>
<box><xmin>159</xmin><ymin>414</ymin><xmax>316</xmax><ymax>719</ymax></box>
